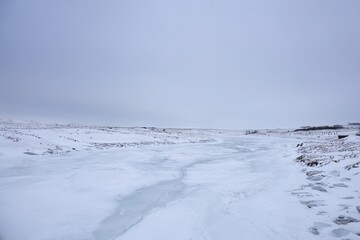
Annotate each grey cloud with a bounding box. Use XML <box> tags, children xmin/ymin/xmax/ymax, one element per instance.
<box><xmin>1</xmin><ymin>0</ymin><xmax>359</xmax><ymax>128</ymax></box>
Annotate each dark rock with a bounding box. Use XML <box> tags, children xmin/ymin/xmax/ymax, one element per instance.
<box><xmin>309</xmin><ymin>227</ymin><xmax>319</xmax><ymax>235</ymax></box>
<box><xmin>333</xmin><ymin>215</ymin><xmax>359</xmax><ymax>225</ymax></box>
<box><xmin>307</xmin><ymin>160</ymin><xmax>320</xmax><ymax>167</ymax></box>
<box><xmin>296</xmin><ymin>155</ymin><xmax>305</xmax><ymax>161</ymax></box>
<box><xmin>356</xmin><ymin>206</ymin><xmax>360</xmax><ymax>214</ymax></box>
<box><xmin>338</xmin><ymin>135</ymin><xmax>349</xmax><ymax>139</ymax></box>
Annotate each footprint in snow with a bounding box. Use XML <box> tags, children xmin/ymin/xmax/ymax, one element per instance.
<box><xmin>340</xmin><ymin>177</ymin><xmax>351</xmax><ymax>182</ymax></box>
<box><xmin>300</xmin><ymin>200</ymin><xmax>325</xmax><ymax>208</ymax></box>
<box><xmin>309</xmin><ymin>222</ymin><xmax>332</xmax><ymax>235</ymax></box>
<box><xmin>332</xmin><ymin>183</ymin><xmax>348</xmax><ymax>188</ymax></box>
<box><xmin>307</xmin><ymin>174</ymin><xmax>326</xmax><ymax>181</ymax></box>
<box><xmin>341</xmin><ymin>196</ymin><xmax>354</xmax><ymax>199</ymax></box>
<box><xmin>312</xmin><ymin>185</ymin><xmax>327</xmax><ymax>192</ymax></box>
<box><xmin>306</xmin><ymin>170</ymin><xmax>323</xmax><ymax>177</ymax></box>
<box><xmin>291</xmin><ymin>191</ymin><xmax>313</xmax><ymax>198</ymax></box>
<box><xmin>330</xmin><ymin>170</ymin><xmax>341</xmax><ymax>177</ymax></box>
<box><xmin>337</xmin><ymin>204</ymin><xmax>350</xmax><ymax>211</ymax></box>
<box><xmin>317</xmin><ymin>211</ymin><xmax>327</xmax><ymax>215</ymax></box>
<box><xmin>332</xmin><ymin>228</ymin><xmax>350</xmax><ymax>237</ymax></box>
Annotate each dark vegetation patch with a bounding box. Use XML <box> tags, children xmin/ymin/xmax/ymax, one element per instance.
<box><xmin>296</xmin><ymin>155</ymin><xmax>324</xmax><ymax>167</ymax></box>
<box><xmin>345</xmin><ymin>161</ymin><xmax>360</xmax><ymax>170</ymax></box>
<box><xmin>294</xmin><ymin>125</ymin><xmax>344</xmax><ymax>132</ymax></box>
<box><xmin>24</xmin><ymin>151</ymin><xmax>38</xmax><ymax>155</ymax></box>
<box><xmin>245</xmin><ymin>130</ymin><xmax>258</xmax><ymax>135</ymax></box>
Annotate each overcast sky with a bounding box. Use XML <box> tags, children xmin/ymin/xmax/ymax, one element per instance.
<box><xmin>1</xmin><ymin>0</ymin><xmax>359</xmax><ymax>129</ymax></box>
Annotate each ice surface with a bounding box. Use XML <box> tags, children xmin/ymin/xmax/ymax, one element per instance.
<box><xmin>0</xmin><ymin>121</ymin><xmax>359</xmax><ymax>240</ymax></box>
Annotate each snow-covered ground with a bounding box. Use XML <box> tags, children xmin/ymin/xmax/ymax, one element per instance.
<box><xmin>0</xmin><ymin>120</ymin><xmax>359</xmax><ymax>240</ymax></box>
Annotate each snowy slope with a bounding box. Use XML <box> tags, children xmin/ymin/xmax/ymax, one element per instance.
<box><xmin>0</xmin><ymin>120</ymin><xmax>217</xmax><ymax>160</ymax></box>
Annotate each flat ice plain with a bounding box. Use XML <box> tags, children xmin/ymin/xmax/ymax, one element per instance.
<box><xmin>1</xmin><ymin>121</ymin><xmax>359</xmax><ymax>240</ymax></box>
